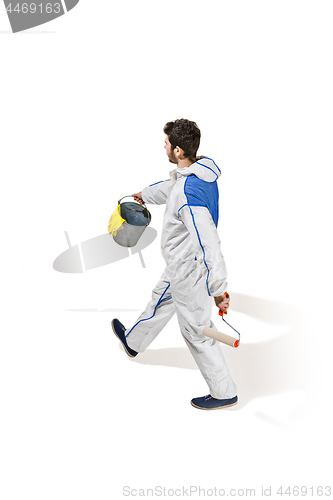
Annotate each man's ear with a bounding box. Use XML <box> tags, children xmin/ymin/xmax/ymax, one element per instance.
<box><xmin>175</xmin><ymin>146</ymin><xmax>185</xmax><ymax>159</ymax></box>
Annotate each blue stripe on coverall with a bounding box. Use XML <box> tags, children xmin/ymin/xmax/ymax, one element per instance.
<box><xmin>148</xmin><ymin>179</ymin><xmax>171</xmax><ymax>187</ymax></box>
<box><xmin>195</xmin><ymin>162</ymin><xmax>219</xmax><ymax>180</ymax></box>
<box><xmin>125</xmin><ymin>285</ymin><xmax>172</xmax><ymax>337</ymax></box>
<box><xmin>196</xmin><ymin>157</ymin><xmax>221</xmax><ymax>175</ymax></box>
<box><xmin>182</xmin><ymin>175</ymin><xmax>220</xmax><ymax>296</ymax></box>
<box><xmin>188</xmin><ymin>205</ymin><xmax>211</xmax><ymax>296</ymax></box>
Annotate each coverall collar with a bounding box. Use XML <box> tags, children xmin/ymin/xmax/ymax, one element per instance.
<box><xmin>170</xmin><ymin>157</ymin><xmax>221</xmax><ymax>183</ymax></box>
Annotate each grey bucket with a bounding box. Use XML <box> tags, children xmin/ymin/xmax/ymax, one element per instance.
<box><xmin>113</xmin><ymin>196</ymin><xmax>151</xmax><ymax>247</ymax></box>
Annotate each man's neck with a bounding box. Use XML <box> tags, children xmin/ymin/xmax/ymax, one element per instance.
<box><xmin>176</xmin><ymin>158</ymin><xmax>195</xmax><ymax>169</ymax></box>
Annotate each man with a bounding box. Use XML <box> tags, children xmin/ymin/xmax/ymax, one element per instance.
<box><xmin>112</xmin><ymin>119</ymin><xmax>237</xmax><ymax>410</ymax></box>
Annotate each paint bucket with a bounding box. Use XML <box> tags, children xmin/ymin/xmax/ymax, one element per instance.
<box><xmin>112</xmin><ymin>196</ymin><xmax>151</xmax><ymax>247</ymax></box>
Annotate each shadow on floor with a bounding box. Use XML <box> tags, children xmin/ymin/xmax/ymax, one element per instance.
<box><xmin>53</xmin><ymin>228</ymin><xmax>157</xmax><ymax>272</ymax></box>
<box><xmin>124</xmin><ymin>293</ymin><xmax>309</xmax><ymax>409</ymax></box>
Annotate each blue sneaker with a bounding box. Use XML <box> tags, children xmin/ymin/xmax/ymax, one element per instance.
<box><xmin>191</xmin><ymin>394</ymin><xmax>238</xmax><ymax>410</ymax></box>
<box><xmin>111</xmin><ymin>319</ymin><xmax>138</xmax><ymax>358</ymax></box>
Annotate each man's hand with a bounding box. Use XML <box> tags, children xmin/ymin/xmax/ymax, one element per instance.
<box><xmin>214</xmin><ymin>292</ymin><xmax>230</xmax><ymax>313</ymax></box>
<box><xmin>132</xmin><ymin>192</ymin><xmax>144</xmax><ymax>205</ymax></box>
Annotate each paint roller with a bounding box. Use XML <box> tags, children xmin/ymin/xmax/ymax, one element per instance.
<box><xmin>203</xmin><ymin>293</ymin><xmax>241</xmax><ymax>348</ymax></box>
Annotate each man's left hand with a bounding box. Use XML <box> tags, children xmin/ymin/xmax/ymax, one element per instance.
<box><xmin>214</xmin><ymin>292</ymin><xmax>230</xmax><ymax>312</ymax></box>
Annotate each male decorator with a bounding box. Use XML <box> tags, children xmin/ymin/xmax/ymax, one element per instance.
<box><xmin>112</xmin><ymin>119</ymin><xmax>237</xmax><ymax>410</ymax></box>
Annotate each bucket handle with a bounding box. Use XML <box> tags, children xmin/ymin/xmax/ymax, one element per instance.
<box><xmin>118</xmin><ymin>195</ymin><xmax>146</xmax><ymax>206</ymax></box>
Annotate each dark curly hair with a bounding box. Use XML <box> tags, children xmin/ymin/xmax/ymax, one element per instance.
<box><xmin>163</xmin><ymin>119</ymin><xmax>201</xmax><ymax>161</ymax></box>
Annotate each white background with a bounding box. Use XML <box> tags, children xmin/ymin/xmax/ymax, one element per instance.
<box><xmin>1</xmin><ymin>1</ymin><xmax>332</xmax><ymax>499</ymax></box>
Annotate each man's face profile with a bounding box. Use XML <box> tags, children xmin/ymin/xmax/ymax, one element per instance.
<box><xmin>164</xmin><ymin>135</ymin><xmax>178</xmax><ymax>164</ymax></box>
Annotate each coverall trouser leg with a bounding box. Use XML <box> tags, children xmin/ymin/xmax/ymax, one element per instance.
<box><xmin>125</xmin><ymin>265</ymin><xmax>237</xmax><ymax>400</ymax></box>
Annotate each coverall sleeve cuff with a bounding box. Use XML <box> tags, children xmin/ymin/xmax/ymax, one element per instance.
<box><xmin>211</xmin><ymin>282</ymin><xmax>228</xmax><ymax>298</ymax></box>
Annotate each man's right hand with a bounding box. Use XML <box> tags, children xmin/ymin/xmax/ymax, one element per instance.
<box><xmin>132</xmin><ymin>192</ymin><xmax>144</xmax><ymax>205</ymax></box>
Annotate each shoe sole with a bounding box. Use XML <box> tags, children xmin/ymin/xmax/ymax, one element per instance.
<box><xmin>111</xmin><ymin>320</ymin><xmax>136</xmax><ymax>358</ymax></box>
<box><xmin>190</xmin><ymin>400</ymin><xmax>238</xmax><ymax>410</ymax></box>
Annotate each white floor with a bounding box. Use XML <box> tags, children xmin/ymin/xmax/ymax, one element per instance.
<box><xmin>1</xmin><ymin>3</ymin><xmax>333</xmax><ymax>499</ymax></box>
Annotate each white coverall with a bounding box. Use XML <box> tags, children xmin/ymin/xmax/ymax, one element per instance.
<box><xmin>126</xmin><ymin>157</ymin><xmax>237</xmax><ymax>399</ymax></box>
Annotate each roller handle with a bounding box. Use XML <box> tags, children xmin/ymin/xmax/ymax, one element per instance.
<box><xmin>218</xmin><ymin>292</ymin><xmax>230</xmax><ymax>317</ymax></box>
<box><xmin>218</xmin><ymin>292</ymin><xmax>241</xmax><ymax>347</ymax></box>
